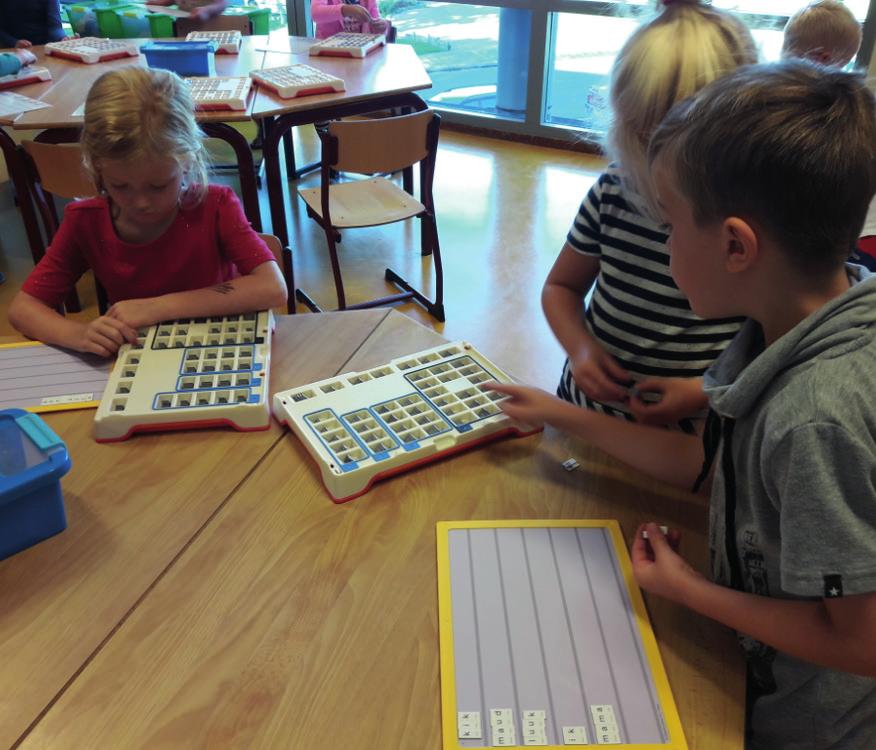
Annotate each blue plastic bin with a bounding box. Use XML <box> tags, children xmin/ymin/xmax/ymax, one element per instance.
<box><xmin>0</xmin><ymin>410</ymin><xmax>71</xmax><ymax>560</ymax></box>
<box><xmin>141</xmin><ymin>41</ymin><xmax>216</xmax><ymax>77</ymax></box>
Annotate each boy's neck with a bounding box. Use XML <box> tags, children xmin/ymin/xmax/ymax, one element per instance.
<box><xmin>754</xmin><ymin>264</ymin><xmax>851</xmax><ymax>346</ymax></box>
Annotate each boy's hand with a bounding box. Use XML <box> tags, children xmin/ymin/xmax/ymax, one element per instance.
<box><xmin>15</xmin><ymin>39</ymin><xmax>32</xmax><ymax>49</ymax></box>
<box><xmin>77</xmin><ymin>316</ymin><xmax>139</xmax><ymax>357</ymax></box>
<box><xmin>631</xmin><ymin>522</ymin><xmax>703</xmax><ymax>603</ymax></box>
<box><xmin>569</xmin><ymin>340</ymin><xmax>631</xmax><ymax>403</ymax></box>
<box><xmin>628</xmin><ymin>377</ymin><xmax>707</xmax><ymax>426</ymax></box>
<box><xmin>486</xmin><ymin>382</ymin><xmax>564</xmax><ymax>426</ymax></box>
<box><xmin>107</xmin><ymin>297</ymin><xmax>167</xmax><ymax>330</ymax></box>
<box><xmin>14</xmin><ymin>48</ymin><xmax>36</xmax><ymax>66</ymax></box>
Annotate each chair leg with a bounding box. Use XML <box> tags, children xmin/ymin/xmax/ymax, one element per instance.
<box><xmin>295</xmin><ymin>288</ymin><xmax>323</xmax><ymax>313</ymax></box>
<box><xmin>324</xmin><ymin>228</ymin><xmax>348</xmax><ymax>310</ymax></box>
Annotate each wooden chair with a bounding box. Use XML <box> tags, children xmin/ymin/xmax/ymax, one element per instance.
<box><xmin>296</xmin><ymin>109</ymin><xmax>444</xmax><ymax>321</ymax></box>
<box><xmin>21</xmin><ymin>140</ymin><xmax>98</xmax><ymax>313</ymax></box>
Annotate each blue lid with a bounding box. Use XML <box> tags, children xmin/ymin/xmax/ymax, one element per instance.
<box><xmin>0</xmin><ymin>409</ymin><xmax>71</xmax><ymax>507</ymax></box>
<box><xmin>141</xmin><ymin>41</ymin><xmax>216</xmax><ymax>54</ymax></box>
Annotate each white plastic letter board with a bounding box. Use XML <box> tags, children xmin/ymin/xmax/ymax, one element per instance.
<box><xmin>185</xmin><ymin>76</ymin><xmax>252</xmax><ymax>111</ymax></box>
<box><xmin>94</xmin><ymin>312</ymin><xmax>273</xmax><ymax>442</ymax></box>
<box><xmin>308</xmin><ymin>32</ymin><xmax>385</xmax><ymax>58</ymax></box>
<box><xmin>249</xmin><ymin>65</ymin><xmax>344</xmax><ymax>99</ymax></box>
<box><xmin>273</xmin><ymin>341</ymin><xmax>539</xmax><ymax>503</ymax></box>
<box><xmin>45</xmin><ymin>37</ymin><xmax>140</xmax><ymax>64</ymax></box>
<box><xmin>437</xmin><ymin>521</ymin><xmax>688</xmax><ymax>749</ymax></box>
<box><xmin>0</xmin><ymin>66</ymin><xmax>51</xmax><ymax>91</ymax></box>
<box><xmin>185</xmin><ymin>30</ymin><xmax>241</xmax><ymax>54</ymax></box>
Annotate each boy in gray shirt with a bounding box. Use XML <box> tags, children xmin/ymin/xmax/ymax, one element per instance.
<box><xmin>491</xmin><ymin>60</ymin><xmax>876</xmax><ymax>748</ymax></box>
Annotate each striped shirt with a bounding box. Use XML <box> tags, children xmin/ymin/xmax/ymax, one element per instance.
<box><xmin>557</xmin><ymin>167</ymin><xmax>744</xmax><ymax>423</ymax></box>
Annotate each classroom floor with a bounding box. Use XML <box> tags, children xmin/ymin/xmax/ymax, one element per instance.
<box><xmin>0</xmin><ymin>126</ymin><xmax>604</xmax><ymax>388</ymax></box>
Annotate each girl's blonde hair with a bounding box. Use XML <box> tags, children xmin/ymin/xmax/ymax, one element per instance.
<box><xmin>607</xmin><ymin>0</ymin><xmax>757</xmax><ymax>217</ymax></box>
<box><xmin>82</xmin><ymin>67</ymin><xmax>209</xmax><ymax>205</ymax></box>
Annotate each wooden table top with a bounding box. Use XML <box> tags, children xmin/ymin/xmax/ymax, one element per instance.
<box><xmin>4</xmin><ymin>35</ymin><xmax>430</xmax><ymax>130</ymax></box>
<box><xmin>0</xmin><ymin>310</ymin><xmax>743</xmax><ymax>749</ymax></box>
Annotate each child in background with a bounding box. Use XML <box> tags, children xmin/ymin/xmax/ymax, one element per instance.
<box><xmin>782</xmin><ymin>0</ymin><xmax>861</xmax><ymax>67</ymax></box>
<box><xmin>148</xmin><ymin>0</ymin><xmax>229</xmax><ymax>22</ymax></box>
<box><xmin>311</xmin><ymin>0</ymin><xmax>388</xmax><ymax>39</ymax></box>
<box><xmin>782</xmin><ymin>2</ymin><xmax>876</xmax><ymax>272</ymax></box>
<box><xmin>0</xmin><ymin>48</ymin><xmax>37</xmax><ymax>76</ymax></box>
<box><xmin>493</xmin><ymin>59</ymin><xmax>876</xmax><ymax>748</ymax></box>
<box><xmin>544</xmin><ymin>0</ymin><xmax>755</xmax><ymax>431</ymax></box>
<box><xmin>8</xmin><ymin>67</ymin><xmax>287</xmax><ymax>358</ymax></box>
<box><xmin>0</xmin><ymin>0</ymin><xmax>65</xmax><ymax>47</ymax></box>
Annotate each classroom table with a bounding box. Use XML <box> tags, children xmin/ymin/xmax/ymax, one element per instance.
<box><xmin>0</xmin><ymin>310</ymin><xmax>744</xmax><ymax>749</ymax></box>
<box><xmin>251</xmin><ymin>37</ymin><xmax>433</xmax><ymax>248</ymax></box>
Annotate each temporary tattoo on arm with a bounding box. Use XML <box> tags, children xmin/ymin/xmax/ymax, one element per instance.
<box><xmin>211</xmin><ymin>282</ymin><xmax>235</xmax><ymax>295</ymax></box>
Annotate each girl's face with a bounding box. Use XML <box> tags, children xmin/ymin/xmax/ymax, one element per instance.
<box><xmin>99</xmin><ymin>155</ymin><xmax>184</xmax><ymax>234</ymax></box>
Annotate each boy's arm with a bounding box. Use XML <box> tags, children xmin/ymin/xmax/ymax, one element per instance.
<box><xmin>490</xmin><ymin>383</ymin><xmax>704</xmax><ymax>489</ymax></box>
<box><xmin>635</xmin><ymin>524</ymin><xmax>876</xmax><ymax>676</ymax></box>
<box><xmin>106</xmin><ymin>260</ymin><xmax>287</xmax><ymax>329</ymax></box>
<box><xmin>190</xmin><ymin>0</ymin><xmax>228</xmax><ymax>21</ymax></box>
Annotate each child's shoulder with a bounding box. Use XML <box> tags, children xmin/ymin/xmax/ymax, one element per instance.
<box><xmin>62</xmin><ymin>196</ymin><xmax>108</xmax><ymax>218</ymax></box>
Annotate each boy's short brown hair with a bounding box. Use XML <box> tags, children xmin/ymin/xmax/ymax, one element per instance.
<box><xmin>783</xmin><ymin>0</ymin><xmax>862</xmax><ymax>67</ymax></box>
<box><xmin>649</xmin><ymin>60</ymin><xmax>876</xmax><ymax>276</ymax></box>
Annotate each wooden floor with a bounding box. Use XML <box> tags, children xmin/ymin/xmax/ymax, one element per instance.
<box><xmin>0</xmin><ymin>126</ymin><xmax>604</xmax><ymax>388</ymax></box>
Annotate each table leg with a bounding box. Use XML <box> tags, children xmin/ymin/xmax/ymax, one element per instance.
<box><xmin>201</xmin><ymin>122</ymin><xmax>262</xmax><ymax>233</ymax></box>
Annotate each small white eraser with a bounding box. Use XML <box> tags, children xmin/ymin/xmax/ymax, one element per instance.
<box><xmin>561</xmin><ymin>458</ymin><xmax>579</xmax><ymax>472</ymax></box>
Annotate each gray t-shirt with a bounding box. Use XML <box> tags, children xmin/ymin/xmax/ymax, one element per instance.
<box><xmin>705</xmin><ymin>267</ymin><xmax>876</xmax><ymax>749</ymax></box>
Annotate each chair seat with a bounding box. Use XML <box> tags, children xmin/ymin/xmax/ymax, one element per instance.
<box><xmin>298</xmin><ymin>177</ymin><xmax>425</xmax><ymax>228</ymax></box>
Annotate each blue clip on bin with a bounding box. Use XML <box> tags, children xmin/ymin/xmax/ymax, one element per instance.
<box><xmin>141</xmin><ymin>41</ymin><xmax>217</xmax><ymax>77</ymax></box>
<box><xmin>0</xmin><ymin>409</ymin><xmax>71</xmax><ymax>560</ymax></box>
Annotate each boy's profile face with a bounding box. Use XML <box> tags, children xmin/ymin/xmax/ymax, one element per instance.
<box><xmin>653</xmin><ymin>161</ymin><xmax>729</xmax><ymax>319</ymax></box>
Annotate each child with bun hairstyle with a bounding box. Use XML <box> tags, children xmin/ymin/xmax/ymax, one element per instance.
<box><xmin>543</xmin><ymin>0</ymin><xmax>756</xmax><ymax>430</ymax></box>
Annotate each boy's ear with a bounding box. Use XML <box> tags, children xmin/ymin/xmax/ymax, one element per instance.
<box><xmin>722</xmin><ymin>217</ymin><xmax>758</xmax><ymax>273</ymax></box>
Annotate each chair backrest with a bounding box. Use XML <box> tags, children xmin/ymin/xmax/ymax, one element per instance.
<box><xmin>175</xmin><ymin>13</ymin><xmax>250</xmax><ymax>36</ymax></box>
<box><xmin>325</xmin><ymin>109</ymin><xmax>439</xmax><ymax>175</ymax></box>
<box><xmin>21</xmin><ymin>141</ymin><xmax>96</xmax><ymax>201</ymax></box>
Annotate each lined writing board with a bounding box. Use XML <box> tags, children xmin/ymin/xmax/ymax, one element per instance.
<box><xmin>437</xmin><ymin>521</ymin><xmax>687</xmax><ymax>748</ymax></box>
<box><xmin>0</xmin><ymin>342</ymin><xmax>111</xmax><ymax>413</ymax></box>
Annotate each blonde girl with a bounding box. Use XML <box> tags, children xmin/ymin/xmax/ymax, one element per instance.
<box><xmin>9</xmin><ymin>67</ymin><xmax>286</xmax><ymax>357</ymax></box>
<box><xmin>543</xmin><ymin>0</ymin><xmax>757</xmax><ymax>430</ymax></box>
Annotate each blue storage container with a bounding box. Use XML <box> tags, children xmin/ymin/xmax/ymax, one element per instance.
<box><xmin>141</xmin><ymin>41</ymin><xmax>216</xmax><ymax>77</ymax></box>
<box><xmin>0</xmin><ymin>410</ymin><xmax>71</xmax><ymax>560</ymax></box>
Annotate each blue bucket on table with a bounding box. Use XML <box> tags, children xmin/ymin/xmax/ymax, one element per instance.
<box><xmin>0</xmin><ymin>409</ymin><xmax>71</xmax><ymax>560</ymax></box>
<box><xmin>141</xmin><ymin>41</ymin><xmax>217</xmax><ymax>77</ymax></box>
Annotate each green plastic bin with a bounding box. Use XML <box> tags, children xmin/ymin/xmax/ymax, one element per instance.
<box><xmin>98</xmin><ymin>4</ymin><xmax>148</xmax><ymax>38</ymax></box>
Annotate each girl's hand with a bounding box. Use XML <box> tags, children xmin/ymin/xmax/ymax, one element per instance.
<box><xmin>341</xmin><ymin>4</ymin><xmax>373</xmax><ymax>23</ymax></box>
<box><xmin>569</xmin><ymin>340</ymin><xmax>631</xmax><ymax>402</ymax></box>
<box><xmin>15</xmin><ymin>39</ymin><xmax>32</xmax><ymax>49</ymax></box>
<box><xmin>14</xmin><ymin>48</ymin><xmax>36</xmax><ymax>66</ymax></box>
<box><xmin>369</xmin><ymin>18</ymin><xmax>388</xmax><ymax>33</ymax></box>
<box><xmin>107</xmin><ymin>298</ymin><xmax>167</xmax><ymax>330</ymax></box>
<box><xmin>77</xmin><ymin>316</ymin><xmax>139</xmax><ymax>357</ymax></box>
<box><xmin>631</xmin><ymin>522</ymin><xmax>703</xmax><ymax>604</ymax></box>
<box><xmin>486</xmin><ymin>382</ymin><xmax>564</xmax><ymax>426</ymax></box>
<box><xmin>628</xmin><ymin>377</ymin><xmax>707</xmax><ymax>426</ymax></box>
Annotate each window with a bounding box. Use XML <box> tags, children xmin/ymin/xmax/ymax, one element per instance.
<box><xmin>373</xmin><ymin>0</ymin><xmax>875</xmax><ymax>141</ymax></box>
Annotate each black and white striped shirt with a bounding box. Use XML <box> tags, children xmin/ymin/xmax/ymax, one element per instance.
<box><xmin>557</xmin><ymin>167</ymin><xmax>743</xmax><ymax>423</ymax></box>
